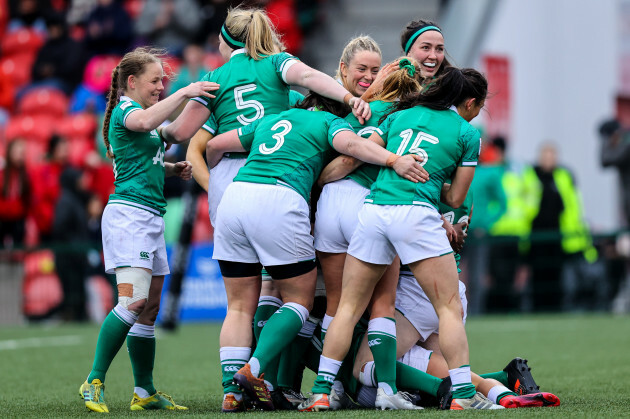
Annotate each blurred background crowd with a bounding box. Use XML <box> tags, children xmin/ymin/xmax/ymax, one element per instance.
<box><xmin>1</xmin><ymin>0</ymin><xmax>629</xmax><ymax>325</ymax></box>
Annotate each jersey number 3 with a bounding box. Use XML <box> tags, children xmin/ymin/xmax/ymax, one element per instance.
<box><xmin>259</xmin><ymin>120</ymin><xmax>292</xmax><ymax>155</ymax></box>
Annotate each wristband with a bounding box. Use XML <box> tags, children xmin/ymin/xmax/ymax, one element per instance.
<box><xmin>343</xmin><ymin>93</ymin><xmax>354</xmax><ymax>105</ymax></box>
<box><xmin>386</xmin><ymin>154</ymin><xmax>399</xmax><ymax>168</ymax></box>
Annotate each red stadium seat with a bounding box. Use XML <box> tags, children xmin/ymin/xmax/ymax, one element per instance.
<box><xmin>22</xmin><ymin>249</ymin><xmax>63</xmax><ymax>318</ymax></box>
<box><xmin>123</xmin><ymin>0</ymin><xmax>145</xmax><ymax>19</ymax></box>
<box><xmin>17</xmin><ymin>87</ymin><xmax>69</xmax><ymax>118</ymax></box>
<box><xmin>0</xmin><ymin>53</ymin><xmax>36</xmax><ymax>89</ymax></box>
<box><xmin>0</xmin><ymin>28</ymin><xmax>44</xmax><ymax>57</ymax></box>
<box><xmin>56</xmin><ymin>113</ymin><xmax>98</xmax><ymax>138</ymax></box>
<box><xmin>67</xmin><ymin>137</ymin><xmax>96</xmax><ymax>167</ymax></box>
<box><xmin>5</xmin><ymin>114</ymin><xmax>57</xmax><ymax>143</ymax></box>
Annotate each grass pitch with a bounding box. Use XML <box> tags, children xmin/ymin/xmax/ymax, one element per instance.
<box><xmin>1</xmin><ymin>314</ymin><xmax>629</xmax><ymax>417</ymax></box>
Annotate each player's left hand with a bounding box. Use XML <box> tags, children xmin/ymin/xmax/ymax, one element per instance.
<box><xmin>173</xmin><ymin>161</ymin><xmax>193</xmax><ymax>180</ymax></box>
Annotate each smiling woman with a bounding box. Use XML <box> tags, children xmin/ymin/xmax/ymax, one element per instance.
<box><xmin>78</xmin><ymin>47</ymin><xmax>219</xmax><ymax>414</ymax></box>
<box><xmin>335</xmin><ymin>35</ymin><xmax>382</xmax><ymax>97</ymax></box>
<box><xmin>400</xmin><ymin>20</ymin><xmax>451</xmax><ymax>81</ymax></box>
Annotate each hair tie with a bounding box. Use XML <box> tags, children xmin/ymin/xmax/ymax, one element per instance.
<box><xmin>399</xmin><ymin>58</ymin><xmax>416</xmax><ymax>77</ymax></box>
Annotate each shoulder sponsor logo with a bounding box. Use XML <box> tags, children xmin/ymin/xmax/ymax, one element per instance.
<box><xmin>139</xmin><ymin>251</ymin><xmax>150</xmax><ymax>260</ymax></box>
<box><xmin>368</xmin><ymin>338</ymin><xmax>382</xmax><ymax>347</ymax></box>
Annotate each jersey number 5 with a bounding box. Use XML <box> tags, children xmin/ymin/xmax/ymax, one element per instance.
<box><xmin>259</xmin><ymin>120</ymin><xmax>292</xmax><ymax>155</ymax></box>
<box><xmin>395</xmin><ymin>129</ymin><xmax>439</xmax><ymax>166</ymax></box>
<box><xmin>234</xmin><ymin>84</ymin><xmax>265</xmax><ymax>125</ymax></box>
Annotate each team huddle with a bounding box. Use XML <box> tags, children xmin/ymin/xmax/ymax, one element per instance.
<box><xmin>78</xmin><ymin>5</ymin><xmax>562</xmax><ymax>413</ymax></box>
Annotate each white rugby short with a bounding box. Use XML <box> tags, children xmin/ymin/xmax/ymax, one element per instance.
<box><xmin>213</xmin><ymin>182</ymin><xmax>315</xmax><ymax>266</ymax></box>
<box><xmin>102</xmin><ymin>203</ymin><xmax>169</xmax><ymax>275</ymax></box>
<box><xmin>396</xmin><ymin>274</ymin><xmax>467</xmax><ymax>342</ymax></box>
<box><xmin>347</xmin><ymin>204</ymin><xmax>452</xmax><ymax>265</ymax></box>
<box><xmin>208</xmin><ymin>157</ymin><xmax>247</xmax><ymax>227</ymax></box>
<box><xmin>314</xmin><ymin>178</ymin><xmax>370</xmax><ymax>253</ymax></box>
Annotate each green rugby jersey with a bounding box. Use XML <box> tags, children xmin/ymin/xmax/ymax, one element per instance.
<box><xmin>191</xmin><ymin>50</ymin><xmax>299</xmax><ymax>158</ymax></box>
<box><xmin>366</xmin><ymin>106</ymin><xmax>480</xmax><ymax>209</ymax></box>
<box><xmin>344</xmin><ymin>100</ymin><xmax>395</xmax><ymax>189</ymax></box>
<box><xmin>201</xmin><ymin>114</ymin><xmax>218</xmax><ymax>135</ymax></box>
<box><xmin>233</xmin><ymin>108</ymin><xmax>353</xmax><ymax>202</ymax></box>
<box><xmin>108</xmin><ymin>96</ymin><xmax>167</xmax><ymax>216</ymax></box>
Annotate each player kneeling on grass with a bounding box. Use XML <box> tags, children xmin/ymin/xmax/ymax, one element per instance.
<box><xmin>79</xmin><ymin>47</ymin><xmax>218</xmax><ymax>413</ymax></box>
<box><xmin>205</xmin><ymin>91</ymin><xmax>427</xmax><ymax>411</ymax></box>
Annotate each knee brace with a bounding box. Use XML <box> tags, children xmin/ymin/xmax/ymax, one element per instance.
<box><xmin>116</xmin><ymin>267</ymin><xmax>151</xmax><ymax>314</ymax></box>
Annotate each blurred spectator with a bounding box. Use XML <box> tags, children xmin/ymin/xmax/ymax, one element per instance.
<box><xmin>167</xmin><ymin>44</ymin><xmax>209</xmax><ymax>117</ymax></box>
<box><xmin>523</xmin><ymin>143</ymin><xmax>597</xmax><ymax>312</ymax></box>
<box><xmin>84</xmin><ymin>0</ymin><xmax>133</xmax><ymax>56</ymax></box>
<box><xmin>8</xmin><ymin>0</ymin><xmax>50</xmax><ymax>33</ymax></box>
<box><xmin>135</xmin><ymin>0</ymin><xmax>202</xmax><ymax>56</ymax></box>
<box><xmin>29</xmin><ymin>134</ymin><xmax>69</xmax><ymax>244</ymax></box>
<box><xmin>68</xmin><ymin>55</ymin><xmax>119</xmax><ymax>114</ymax></box>
<box><xmin>31</xmin><ymin>11</ymin><xmax>88</xmax><ymax>95</ymax></box>
<box><xmin>195</xmin><ymin>0</ymin><xmax>236</xmax><ymax>46</ymax></box>
<box><xmin>83</xmin><ymin>150</ymin><xmax>114</xmax><ymax>206</ymax></box>
<box><xmin>474</xmin><ymin>136</ymin><xmax>532</xmax><ymax>313</ymax></box>
<box><xmin>53</xmin><ymin>166</ymin><xmax>90</xmax><ymax>321</ymax></box>
<box><xmin>0</xmin><ymin>139</ymin><xmax>31</xmax><ymax>249</ymax></box>
<box><xmin>168</xmin><ymin>44</ymin><xmax>209</xmax><ymax>94</ymax></box>
<box><xmin>599</xmin><ymin>119</ymin><xmax>630</xmax><ymax>227</ymax></box>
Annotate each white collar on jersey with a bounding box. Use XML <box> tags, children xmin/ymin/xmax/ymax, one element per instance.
<box><xmin>120</xmin><ymin>95</ymin><xmax>133</xmax><ymax>102</ymax></box>
<box><xmin>231</xmin><ymin>48</ymin><xmax>246</xmax><ymax>57</ymax></box>
<box><xmin>449</xmin><ymin>105</ymin><xmax>460</xmax><ymax>115</ymax></box>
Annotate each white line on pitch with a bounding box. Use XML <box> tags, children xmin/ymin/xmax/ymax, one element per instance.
<box><xmin>0</xmin><ymin>335</ymin><xmax>83</xmax><ymax>350</ymax></box>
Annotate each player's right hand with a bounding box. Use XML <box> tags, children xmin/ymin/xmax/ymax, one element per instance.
<box><xmin>184</xmin><ymin>81</ymin><xmax>220</xmax><ymax>99</ymax></box>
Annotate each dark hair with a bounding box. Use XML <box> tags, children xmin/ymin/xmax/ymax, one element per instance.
<box><xmin>2</xmin><ymin>139</ymin><xmax>30</xmax><ymax>203</ymax></box>
<box><xmin>295</xmin><ymin>91</ymin><xmax>351</xmax><ymax>118</ymax></box>
<box><xmin>454</xmin><ymin>68</ymin><xmax>488</xmax><ymax>108</ymax></box>
<box><xmin>599</xmin><ymin>119</ymin><xmax>621</xmax><ymax>137</ymax></box>
<box><xmin>491</xmin><ymin>136</ymin><xmax>506</xmax><ymax>153</ymax></box>
<box><xmin>400</xmin><ymin>19</ymin><xmax>452</xmax><ymax>77</ymax></box>
<box><xmin>386</xmin><ymin>67</ymin><xmax>488</xmax><ymax>119</ymax></box>
<box><xmin>47</xmin><ymin>134</ymin><xmax>65</xmax><ymax>158</ymax></box>
<box><xmin>388</xmin><ymin>66</ymin><xmax>465</xmax><ymax>115</ymax></box>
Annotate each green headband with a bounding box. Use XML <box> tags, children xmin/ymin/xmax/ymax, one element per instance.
<box><xmin>221</xmin><ymin>24</ymin><xmax>245</xmax><ymax>50</ymax></box>
<box><xmin>404</xmin><ymin>25</ymin><xmax>441</xmax><ymax>54</ymax></box>
<box><xmin>399</xmin><ymin>58</ymin><xmax>416</xmax><ymax>77</ymax></box>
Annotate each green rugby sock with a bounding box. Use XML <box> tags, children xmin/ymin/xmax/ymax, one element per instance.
<box><xmin>367</xmin><ymin>317</ymin><xmax>398</xmax><ymax>395</ymax></box>
<box><xmin>480</xmin><ymin>370</ymin><xmax>509</xmax><ymax>387</ymax></box>
<box><xmin>253</xmin><ymin>296</ymin><xmax>282</xmax><ymax>342</ymax></box>
<box><xmin>127</xmin><ymin>323</ymin><xmax>156</xmax><ymax>396</ymax></box>
<box><xmin>277</xmin><ymin>317</ymin><xmax>318</xmax><ymax>389</ymax></box>
<box><xmin>87</xmin><ymin>305</ymin><xmax>137</xmax><ymax>383</ymax></box>
<box><xmin>220</xmin><ymin>347</ymin><xmax>250</xmax><ymax>395</ymax></box>
<box><xmin>250</xmin><ymin>303</ymin><xmax>308</xmax><ymax>376</ymax></box>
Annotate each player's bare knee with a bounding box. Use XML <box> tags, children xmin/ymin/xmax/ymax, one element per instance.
<box><xmin>116</xmin><ymin>267</ymin><xmax>152</xmax><ymax>316</ymax></box>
